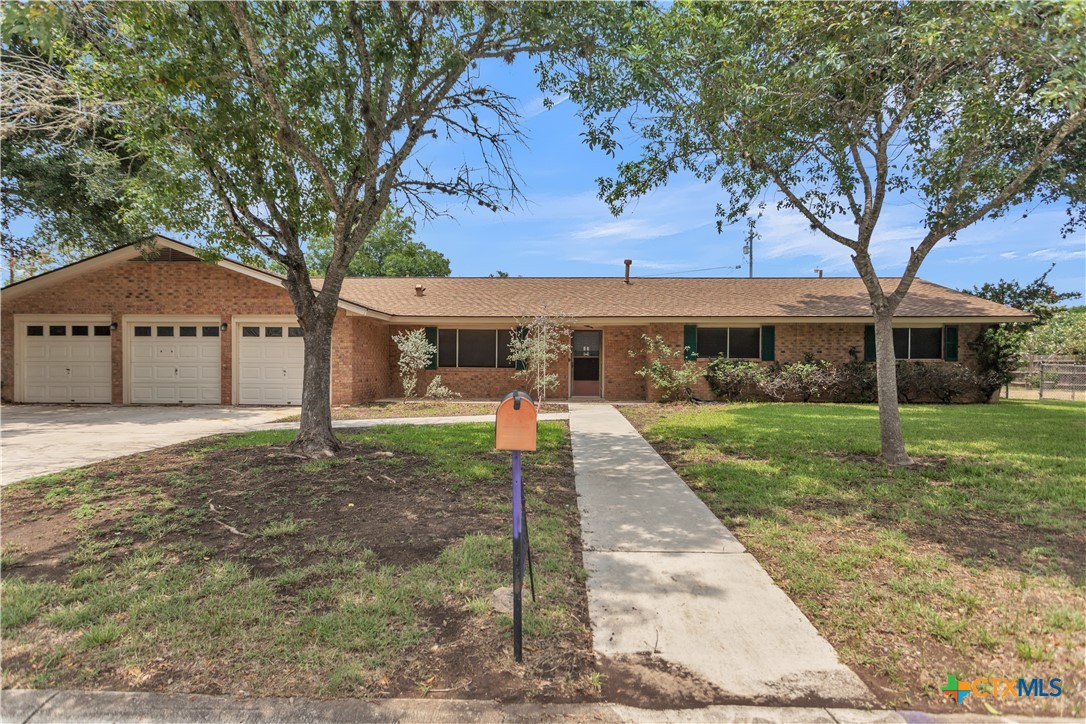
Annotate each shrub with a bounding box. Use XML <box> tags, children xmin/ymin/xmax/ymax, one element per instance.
<box><xmin>762</xmin><ymin>357</ymin><xmax>837</xmax><ymax>402</ymax></box>
<box><xmin>834</xmin><ymin>360</ymin><xmax>878</xmax><ymax>403</ymax></box>
<box><xmin>630</xmin><ymin>335</ymin><xmax>700</xmax><ymax>402</ymax></box>
<box><xmin>392</xmin><ymin>328</ymin><xmax>436</xmax><ymax>399</ymax></box>
<box><xmin>895</xmin><ymin>361</ymin><xmax>930</xmax><ymax>403</ymax></box>
<box><xmin>896</xmin><ymin>361</ymin><xmax>989</xmax><ymax>403</ymax></box>
<box><xmin>705</xmin><ymin>358</ymin><xmax>765</xmax><ymax>400</ymax></box>
<box><xmin>970</xmin><ymin>324</ymin><xmax>1024</xmax><ymax>397</ymax></box>
<box><xmin>424</xmin><ymin>375</ymin><xmax>460</xmax><ymax>400</ymax></box>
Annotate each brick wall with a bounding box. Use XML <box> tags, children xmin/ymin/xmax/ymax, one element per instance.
<box><xmin>351</xmin><ymin>316</ymin><xmax>390</xmax><ymax>401</ymax></box>
<box><xmin>2</xmin><ymin>259</ymin><xmax>355</xmax><ymax>405</ymax></box>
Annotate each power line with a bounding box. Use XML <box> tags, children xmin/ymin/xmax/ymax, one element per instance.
<box><xmin>641</xmin><ymin>264</ymin><xmax>744</xmax><ymax>277</ymax></box>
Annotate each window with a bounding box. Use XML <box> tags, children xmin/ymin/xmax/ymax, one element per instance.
<box><xmin>26</xmin><ymin>325</ymin><xmax>43</xmax><ymax>336</ymax></box>
<box><xmin>156</xmin><ymin>326</ymin><xmax>174</xmax><ymax>337</ymax></box>
<box><xmin>94</xmin><ymin>325</ymin><xmax>112</xmax><ymax>336</ymax></box>
<box><xmin>202</xmin><ymin>326</ymin><xmax>220</xmax><ymax>337</ymax></box>
<box><xmin>265</xmin><ymin>326</ymin><xmax>283</xmax><ymax>338</ymax></box>
<box><xmin>437</xmin><ymin>329</ymin><xmax>517</xmax><ymax>368</ymax></box>
<box><xmin>179</xmin><ymin>326</ymin><xmax>197</xmax><ymax>337</ymax></box>
<box><xmin>696</xmin><ymin>327</ymin><xmax>760</xmax><ymax>359</ymax></box>
<box><xmin>288</xmin><ymin>327</ymin><xmax>303</xmax><ymax>338</ymax></box>
<box><xmin>458</xmin><ymin>329</ymin><xmax>496</xmax><ymax>367</ymax></box>
<box><xmin>438</xmin><ymin>329</ymin><xmax>457</xmax><ymax>367</ymax></box>
<box><xmin>49</xmin><ymin>325</ymin><xmax>66</xmax><ymax>336</ymax></box>
<box><xmin>894</xmin><ymin>327</ymin><xmax>942</xmax><ymax>360</ymax></box>
<box><xmin>134</xmin><ymin>326</ymin><xmax>152</xmax><ymax>337</ymax></box>
<box><xmin>72</xmin><ymin>325</ymin><xmax>89</xmax><ymax>336</ymax></box>
<box><xmin>242</xmin><ymin>326</ymin><xmax>260</xmax><ymax>338</ymax></box>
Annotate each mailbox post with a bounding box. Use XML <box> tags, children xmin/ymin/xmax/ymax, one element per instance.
<box><xmin>495</xmin><ymin>390</ymin><xmax>538</xmax><ymax>663</ymax></box>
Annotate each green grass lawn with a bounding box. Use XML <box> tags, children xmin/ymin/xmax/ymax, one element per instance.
<box><xmin>1</xmin><ymin>422</ymin><xmax>596</xmax><ymax>700</ymax></box>
<box><xmin>621</xmin><ymin>400</ymin><xmax>1085</xmax><ymax>717</ymax></box>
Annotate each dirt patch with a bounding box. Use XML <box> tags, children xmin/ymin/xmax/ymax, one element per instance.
<box><xmin>0</xmin><ymin>424</ymin><xmax>600</xmax><ymax>702</ymax></box>
<box><xmin>599</xmin><ymin>653</ymin><xmax>726</xmax><ymax>709</ymax></box>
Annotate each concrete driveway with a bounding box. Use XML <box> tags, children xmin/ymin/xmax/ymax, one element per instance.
<box><xmin>1</xmin><ymin>405</ymin><xmax>288</xmax><ymax>485</ymax></box>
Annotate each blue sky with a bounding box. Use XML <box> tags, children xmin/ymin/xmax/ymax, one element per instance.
<box><xmin>409</xmin><ymin>58</ymin><xmax>1086</xmax><ymax>301</ymax></box>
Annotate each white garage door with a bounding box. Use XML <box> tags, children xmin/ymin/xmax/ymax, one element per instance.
<box><xmin>129</xmin><ymin>322</ymin><xmax>221</xmax><ymax>404</ymax></box>
<box><xmin>20</xmin><ymin>321</ymin><xmax>112</xmax><ymax>403</ymax></box>
<box><xmin>237</xmin><ymin>323</ymin><xmax>304</xmax><ymax>405</ymax></box>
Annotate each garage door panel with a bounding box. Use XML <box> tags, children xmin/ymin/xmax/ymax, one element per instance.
<box><xmin>128</xmin><ymin>322</ymin><xmax>220</xmax><ymax>404</ymax></box>
<box><xmin>237</xmin><ymin>324</ymin><xmax>304</xmax><ymax>406</ymax></box>
<box><xmin>19</xmin><ymin>321</ymin><xmax>112</xmax><ymax>403</ymax></box>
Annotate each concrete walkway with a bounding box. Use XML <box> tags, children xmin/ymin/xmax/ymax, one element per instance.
<box><xmin>0</xmin><ymin>405</ymin><xmax>286</xmax><ymax>485</ymax></box>
<box><xmin>568</xmin><ymin>403</ymin><xmax>874</xmax><ymax>707</ymax></box>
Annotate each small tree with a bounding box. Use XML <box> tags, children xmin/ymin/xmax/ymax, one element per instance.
<box><xmin>630</xmin><ymin>335</ymin><xmax>700</xmax><ymax>402</ymax></box>
<box><xmin>506</xmin><ymin>310</ymin><xmax>574</xmax><ymax>406</ymax></box>
<box><xmin>392</xmin><ymin>329</ymin><xmax>436</xmax><ymax>400</ymax></box>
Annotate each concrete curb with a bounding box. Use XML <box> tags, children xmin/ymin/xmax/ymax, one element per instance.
<box><xmin>0</xmin><ymin>690</ymin><xmax>1073</xmax><ymax>724</ymax></box>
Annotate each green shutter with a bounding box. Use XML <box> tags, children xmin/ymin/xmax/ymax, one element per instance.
<box><xmin>760</xmin><ymin>325</ymin><xmax>775</xmax><ymax>361</ymax></box>
<box><xmin>943</xmin><ymin>325</ymin><xmax>959</xmax><ymax>361</ymax></box>
<box><xmin>864</xmin><ymin>325</ymin><xmax>876</xmax><ymax>362</ymax></box>
<box><xmin>513</xmin><ymin>327</ymin><xmax>526</xmax><ymax>371</ymax></box>
<box><xmin>683</xmin><ymin>324</ymin><xmax>698</xmax><ymax>360</ymax></box>
<box><xmin>425</xmin><ymin>326</ymin><xmax>438</xmax><ymax>369</ymax></box>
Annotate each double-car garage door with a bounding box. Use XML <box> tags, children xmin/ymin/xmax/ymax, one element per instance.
<box><xmin>15</xmin><ymin>316</ymin><xmax>305</xmax><ymax>405</ymax></box>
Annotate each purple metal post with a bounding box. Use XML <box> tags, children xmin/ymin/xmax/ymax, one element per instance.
<box><xmin>512</xmin><ymin>449</ymin><xmax>524</xmax><ymax>662</ymax></box>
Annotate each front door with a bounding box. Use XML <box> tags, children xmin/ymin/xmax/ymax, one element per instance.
<box><xmin>571</xmin><ymin>330</ymin><xmax>602</xmax><ymax>397</ymax></box>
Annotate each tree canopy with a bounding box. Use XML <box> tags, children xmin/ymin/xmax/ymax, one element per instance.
<box><xmin>546</xmin><ymin>0</ymin><xmax>1086</xmax><ymax>464</ymax></box>
<box><xmin>1</xmin><ymin>2</ymin><xmax>149</xmax><ymax>280</ymax></box>
<box><xmin>63</xmin><ymin>0</ymin><xmax>563</xmax><ymax>454</ymax></box>
<box><xmin>305</xmin><ymin>207</ymin><xmax>449</xmax><ymax>278</ymax></box>
<box><xmin>968</xmin><ymin>264</ymin><xmax>1082</xmax><ymax>325</ymax></box>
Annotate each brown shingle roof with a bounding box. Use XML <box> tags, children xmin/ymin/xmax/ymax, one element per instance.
<box><xmin>328</xmin><ymin>276</ymin><xmax>1030</xmax><ymax>320</ymax></box>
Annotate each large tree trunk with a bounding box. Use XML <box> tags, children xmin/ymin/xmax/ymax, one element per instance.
<box><xmin>872</xmin><ymin>308</ymin><xmax>912</xmax><ymax>466</ymax></box>
<box><xmin>291</xmin><ymin>312</ymin><xmax>341</xmax><ymax>457</ymax></box>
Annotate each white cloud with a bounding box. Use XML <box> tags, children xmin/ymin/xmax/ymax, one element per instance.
<box><xmin>521</xmin><ymin>93</ymin><xmax>569</xmax><ymax>119</ymax></box>
<box><xmin>1027</xmin><ymin>248</ymin><xmax>1086</xmax><ymax>262</ymax></box>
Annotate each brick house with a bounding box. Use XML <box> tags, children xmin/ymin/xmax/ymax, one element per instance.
<box><xmin>1</xmin><ymin>237</ymin><xmax>1030</xmax><ymax>405</ymax></box>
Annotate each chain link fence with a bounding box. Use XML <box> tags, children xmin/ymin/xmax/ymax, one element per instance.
<box><xmin>1005</xmin><ymin>356</ymin><xmax>1086</xmax><ymax>401</ymax></box>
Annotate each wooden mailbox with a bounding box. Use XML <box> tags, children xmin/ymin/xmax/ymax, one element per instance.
<box><xmin>495</xmin><ymin>390</ymin><xmax>537</xmax><ymax>451</ymax></box>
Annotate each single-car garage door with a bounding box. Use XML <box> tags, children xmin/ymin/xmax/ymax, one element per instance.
<box><xmin>129</xmin><ymin>322</ymin><xmax>221</xmax><ymax>404</ymax></box>
<box><xmin>19</xmin><ymin>319</ymin><xmax>112</xmax><ymax>403</ymax></box>
<box><xmin>237</xmin><ymin>323</ymin><xmax>304</xmax><ymax>405</ymax></box>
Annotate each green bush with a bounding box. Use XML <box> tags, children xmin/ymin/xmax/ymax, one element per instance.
<box><xmin>763</xmin><ymin>357</ymin><xmax>837</xmax><ymax>402</ymax></box>
<box><xmin>630</xmin><ymin>335</ymin><xmax>700</xmax><ymax>402</ymax></box>
<box><xmin>834</xmin><ymin>360</ymin><xmax>878</xmax><ymax>403</ymax></box>
<box><xmin>705</xmin><ymin>358</ymin><xmax>765</xmax><ymax>400</ymax></box>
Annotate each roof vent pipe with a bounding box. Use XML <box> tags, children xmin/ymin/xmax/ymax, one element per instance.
<box><xmin>415</xmin><ymin>284</ymin><xmax>425</xmax><ymax>297</ymax></box>
<box><xmin>624</xmin><ymin>259</ymin><xmax>632</xmax><ymax>284</ymax></box>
